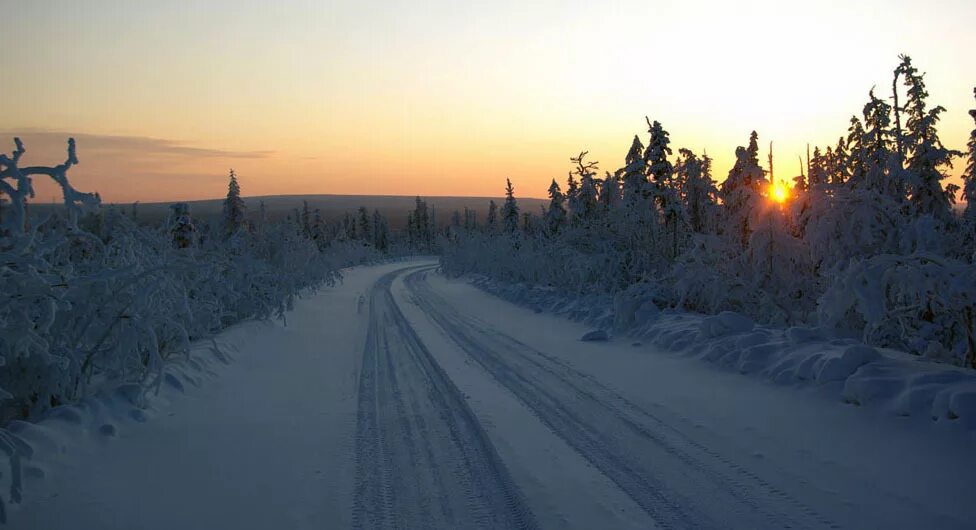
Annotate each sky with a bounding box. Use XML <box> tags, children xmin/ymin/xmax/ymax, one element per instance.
<box><xmin>2</xmin><ymin>0</ymin><xmax>975</xmax><ymax>203</ymax></box>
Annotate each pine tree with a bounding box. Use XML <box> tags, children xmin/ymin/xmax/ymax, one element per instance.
<box><xmin>372</xmin><ymin>209</ymin><xmax>388</xmax><ymax>251</ymax></box>
<box><xmin>312</xmin><ymin>208</ymin><xmax>324</xmax><ymax>242</ymax></box>
<box><xmin>572</xmin><ymin>152</ymin><xmax>600</xmax><ymax>222</ymax></box>
<box><xmin>721</xmin><ymin>133</ymin><xmax>766</xmax><ymax>247</ymax></box>
<box><xmin>901</xmin><ymin>56</ymin><xmax>960</xmax><ymax>219</ymax></box>
<box><xmin>676</xmin><ymin>148</ymin><xmax>716</xmax><ymax>233</ymax></box>
<box><xmin>862</xmin><ymin>89</ymin><xmax>896</xmax><ymax>196</ymax></box>
<box><xmin>832</xmin><ymin>136</ymin><xmax>850</xmax><ymax>185</ymax></box>
<box><xmin>502</xmin><ymin>179</ymin><xmax>520</xmax><ymax>234</ymax></box>
<box><xmin>486</xmin><ymin>200</ymin><xmax>498</xmax><ymax>231</ymax></box>
<box><xmin>846</xmin><ymin>116</ymin><xmax>868</xmax><ymax>188</ymax></box>
<box><xmin>565</xmin><ymin>172</ymin><xmax>581</xmax><ymax>223</ymax></box>
<box><xmin>808</xmin><ymin>146</ymin><xmax>826</xmax><ymax>188</ymax></box>
<box><xmin>644</xmin><ymin>120</ymin><xmax>681</xmax><ymax>257</ymax></box>
<box><xmin>221</xmin><ymin>169</ymin><xmax>246</xmax><ymax>238</ymax></box>
<box><xmin>344</xmin><ymin>212</ymin><xmax>357</xmax><ymax>239</ymax></box>
<box><xmin>545</xmin><ymin>178</ymin><xmax>566</xmax><ymax>235</ymax></box>
<box><xmin>644</xmin><ymin>119</ymin><xmax>674</xmax><ymax>185</ymax></box>
<box><xmin>411</xmin><ymin>197</ymin><xmax>430</xmax><ymax>249</ymax></box>
<box><xmin>169</xmin><ymin>202</ymin><xmax>196</xmax><ymax>249</ymax></box>
<box><xmin>358</xmin><ymin>206</ymin><xmax>372</xmax><ymax>244</ymax></box>
<box><xmin>620</xmin><ymin>135</ymin><xmax>647</xmax><ymax>202</ymax></box>
<box><xmin>522</xmin><ymin>212</ymin><xmax>534</xmax><ymax>235</ymax></box>
<box><xmin>464</xmin><ymin>207</ymin><xmax>477</xmax><ymax>230</ymax></box>
<box><xmin>301</xmin><ymin>200</ymin><xmax>312</xmax><ymax>238</ymax></box>
<box><xmin>965</xmin><ymin>88</ymin><xmax>976</xmax><ymax>221</ymax></box>
<box><xmin>599</xmin><ymin>171</ymin><xmax>620</xmax><ymax>211</ymax></box>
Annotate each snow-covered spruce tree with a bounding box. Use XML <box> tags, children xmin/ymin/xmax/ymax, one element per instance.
<box><xmin>301</xmin><ymin>200</ymin><xmax>313</xmax><ymax>239</ymax></box>
<box><xmin>312</xmin><ymin>208</ymin><xmax>325</xmax><ymax>244</ymax></box>
<box><xmin>522</xmin><ymin>211</ymin><xmax>535</xmax><ymax>236</ymax></box>
<box><xmin>565</xmin><ymin>172</ymin><xmax>581</xmax><ymax>225</ymax></box>
<box><xmin>807</xmin><ymin>146</ymin><xmax>823</xmax><ymax>189</ymax></box>
<box><xmin>572</xmin><ymin>152</ymin><xmax>600</xmax><ymax>223</ymax></box>
<box><xmin>846</xmin><ymin>116</ymin><xmax>868</xmax><ymax>188</ymax></box>
<box><xmin>450</xmin><ymin>209</ymin><xmax>462</xmax><ymax>231</ymax></box>
<box><xmin>899</xmin><ymin>56</ymin><xmax>961</xmax><ymax>220</ymax></box>
<box><xmin>221</xmin><ymin>169</ymin><xmax>247</xmax><ymax>238</ymax></box>
<box><xmin>409</xmin><ymin>196</ymin><xmax>432</xmax><ymax>251</ymax></box>
<box><xmin>463</xmin><ymin>207</ymin><xmax>477</xmax><ymax>230</ymax></box>
<box><xmin>502</xmin><ymin>179</ymin><xmax>520</xmax><ymax>234</ymax></box>
<box><xmin>344</xmin><ymin>211</ymin><xmax>357</xmax><ymax>240</ymax></box>
<box><xmin>644</xmin><ymin>119</ymin><xmax>684</xmax><ymax>259</ymax></box>
<box><xmin>744</xmin><ymin>189</ymin><xmax>813</xmax><ymax>325</ymax></box>
<box><xmin>720</xmin><ymin>132</ymin><xmax>765</xmax><ymax>248</ymax></box>
<box><xmin>620</xmin><ymin>135</ymin><xmax>646</xmax><ymax>203</ymax></box>
<box><xmin>486</xmin><ymin>199</ymin><xmax>498</xmax><ymax>232</ymax></box>
<box><xmin>372</xmin><ymin>209</ymin><xmax>389</xmax><ymax>251</ymax></box>
<box><xmin>545</xmin><ymin>178</ymin><xmax>567</xmax><ymax>235</ymax></box>
<box><xmin>861</xmin><ymin>89</ymin><xmax>902</xmax><ymax>200</ymax></box>
<box><xmin>599</xmin><ymin>171</ymin><xmax>620</xmax><ymax>212</ymax></box>
<box><xmin>965</xmin><ymin>88</ymin><xmax>976</xmax><ymax>224</ymax></box>
<box><xmin>645</xmin><ymin>119</ymin><xmax>674</xmax><ymax>186</ymax></box>
<box><xmin>831</xmin><ymin>136</ymin><xmax>851</xmax><ymax>186</ymax></box>
<box><xmin>358</xmin><ymin>206</ymin><xmax>372</xmax><ymax>245</ymax></box>
<box><xmin>675</xmin><ymin>148</ymin><xmax>717</xmax><ymax>234</ymax></box>
<box><xmin>258</xmin><ymin>200</ymin><xmax>268</xmax><ymax>227</ymax></box>
<box><xmin>168</xmin><ymin>202</ymin><xmax>196</xmax><ymax>249</ymax></box>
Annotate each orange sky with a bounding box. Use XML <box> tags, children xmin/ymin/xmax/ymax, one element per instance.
<box><xmin>3</xmin><ymin>0</ymin><xmax>974</xmax><ymax>203</ymax></box>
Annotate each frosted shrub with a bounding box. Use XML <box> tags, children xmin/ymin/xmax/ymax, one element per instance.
<box><xmin>0</xmin><ymin>139</ymin><xmax>371</xmax><ymax>425</ymax></box>
<box><xmin>818</xmin><ymin>255</ymin><xmax>976</xmax><ymax>367</ymax></box>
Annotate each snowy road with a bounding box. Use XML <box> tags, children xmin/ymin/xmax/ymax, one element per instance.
<box><xmin>12</xmin><ymin>259</ymin><xmax>976</xmax><ymax>529</ymax></box>
<box><xmin>353</xmin><ymin>267</ymin><xmax>535</xmax><ymax>528</ymax></box>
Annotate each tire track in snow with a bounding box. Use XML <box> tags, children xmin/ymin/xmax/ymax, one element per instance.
<box><xmin>352</xmin><ymin>267</ymin><xmax>537</xmax><ymax>530</ymax></box>
<box><xmin>405</xmin><ymin>268</ymin><xmax>840</xmax><ymax>530</ymax></box>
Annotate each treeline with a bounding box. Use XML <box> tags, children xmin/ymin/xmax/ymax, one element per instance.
<box><xmin>0</xmin><ymin>150</ymin><xmax>414</xmax><ymax>430</ymax></box>
<box><xmin>441</xmin><ymin>55</ymin><xmax>976</xmax><ymax>369</ymax></box>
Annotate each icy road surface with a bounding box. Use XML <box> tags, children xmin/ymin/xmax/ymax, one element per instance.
<box><xmin>13</xmin><ymin>259</ymin><xmax>975</xmax><ymax>529</ymax></box>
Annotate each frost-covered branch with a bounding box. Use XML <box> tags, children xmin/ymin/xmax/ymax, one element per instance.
<box><xmin>0</xmin><ymin>138</ymin><xmax>100</xmax><ymax>233</ymax></box>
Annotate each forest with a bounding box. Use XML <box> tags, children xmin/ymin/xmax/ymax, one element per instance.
<box><xmin>3</xmin><ymin>54</ymin><xmax>974</xmax><ymax>445</ymax></box>
<box><xmin>439</xmin><ymin>55</ymin><xmax>976</xmax><ymax>370</ymax></box>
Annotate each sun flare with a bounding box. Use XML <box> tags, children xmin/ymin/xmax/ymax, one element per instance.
<box><xmin>770</xmin><ymin>181</ymin><xmax>790</xmax><ymax>204</ymax></box>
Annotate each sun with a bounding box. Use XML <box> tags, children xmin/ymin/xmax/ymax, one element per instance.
<box><xmin>770</xmin><ymin>181</ymin><xmax>790</xmax><ymax>204</ymax></box>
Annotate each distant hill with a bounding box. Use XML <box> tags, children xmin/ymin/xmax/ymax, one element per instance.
<box><xmin>29</xmin><ymin>194</ymin><xmax>548</xmax><ymax>229</ymax></box>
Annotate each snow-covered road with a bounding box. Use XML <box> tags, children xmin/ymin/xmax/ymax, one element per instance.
<box><xmin>12</xmin><ymin>259</ymin><xmax>976</xmax><ymax>529</ymax></box>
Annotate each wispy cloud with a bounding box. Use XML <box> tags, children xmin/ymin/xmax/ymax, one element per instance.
<box><xmin>0</xmin><ymin>130</ymin><xmax>273</xmax><ymax>159</ymax></box>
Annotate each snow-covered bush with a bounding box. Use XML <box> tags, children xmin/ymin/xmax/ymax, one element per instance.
<box><xmin>819</xmin><ymin>254</ymin><xmax>976</xmax><ymax>367</ymax></box>
<box><xmin>0</xmin><ymin>140</ymin><xmax>414</xmax><ymax>422</ymax></box>
<box><xmin>0</xmin><ymin>137</ymin><xmax>416</xmax><ymax>514</ymax></box>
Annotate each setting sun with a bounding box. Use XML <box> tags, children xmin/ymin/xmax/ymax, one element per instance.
<box><xmin>4</xmin><ymin>3</ymin><xmax>976</xmax><ymax>529</ymax></box>
<box><xmin>770</xmin><ymin>181</ymin><xmax>790</xmax><ymax>204</ymax></box>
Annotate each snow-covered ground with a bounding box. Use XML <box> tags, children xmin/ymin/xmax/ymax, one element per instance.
<box><xmin>8</xmin><ymin>259</ymin><xmax>976</xmax><ymax>529</ymax></box>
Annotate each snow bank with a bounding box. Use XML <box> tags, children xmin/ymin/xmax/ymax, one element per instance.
<box><xmin>0</xmin><ymin>338</ymin><xmax>237</xmax><ymax>522</ymax></box>
<box><xmin>467</xmin><ymin>275</ymin><xmax>976</xmax><ymax>432</ymax></box>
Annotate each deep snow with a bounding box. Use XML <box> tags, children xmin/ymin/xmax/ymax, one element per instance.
<box><xmin>7</xmin><ymin>260</ymin><xmax>976</xmax><ymax>529</ymax></box>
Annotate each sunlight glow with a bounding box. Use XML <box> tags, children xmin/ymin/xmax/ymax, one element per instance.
<box><xmin>3</xmin><ymin>1</ymin><xmax>975</xmax><ymax>202</ymax></box>
<box><xmin>770</xmin><ymin>181</ymin><xmax>790</xmax><ymax>204</ymax></box>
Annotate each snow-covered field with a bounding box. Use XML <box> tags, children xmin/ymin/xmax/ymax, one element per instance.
<box><xmin>9</xmin><ymin>260</ymin><xmax>976</xmax><ymax>529</ymax></box>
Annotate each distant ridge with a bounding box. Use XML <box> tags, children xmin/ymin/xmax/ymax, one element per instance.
<box><xmin>31</xmin><ymin>194</ymin><xmax>548</xmax><ymax>228</ymax></box>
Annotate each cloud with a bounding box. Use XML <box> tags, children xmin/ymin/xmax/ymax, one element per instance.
<box><xmin>0</xmin><ymin>129</ymin><xmax>273</xmax><ymax>159</ymax></box>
